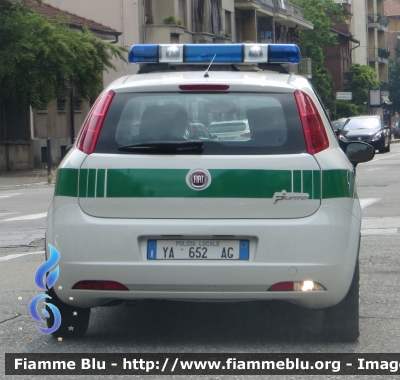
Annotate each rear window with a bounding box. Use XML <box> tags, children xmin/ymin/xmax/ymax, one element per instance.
<box><xmin>95</xmin><ymin>92</ymin><xmax>306</xmax><ymax>155</ymax></box>
<box><xmin>209</xmin><ymin>121</ymin><xmax>248</xmax><ymax>133</ymax></box>
<box><xmin>344</xmin><ymin>117</ymin><xmax>380</xmax><ymax>130</ymax></box>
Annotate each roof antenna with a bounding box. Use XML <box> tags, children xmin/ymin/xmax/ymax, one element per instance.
<box><xmin>204</xmin><ymin>54</ymin><xmax>216</xmax><ymax>78</ymax></box>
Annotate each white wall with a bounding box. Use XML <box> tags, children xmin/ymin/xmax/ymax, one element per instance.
<box><xmin>351</xmin><ymin>0</ymin><xmax>368</xmax><ymax>65</ymax></box>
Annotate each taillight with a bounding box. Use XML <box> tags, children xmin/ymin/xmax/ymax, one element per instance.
<box><xmin>72</xmin><ymin>280</ymin><xmax>128</xmax><ymax>291</ymax></box>
<box><xmin>294</xmin><ymin>90</ymin><xmax>329</xmax><ymax>154</ymax></box>
<box><xmin>76</xmin><ymin>90</ymin><xmax>115</xmax><ymax>154</ymax></box>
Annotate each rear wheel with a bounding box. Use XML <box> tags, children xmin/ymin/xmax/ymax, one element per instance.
<box><xmin>321</xmin><ymin>260</ymin><xmax>359</xmax><ymax>342</ymax></box>
<box><xmin>45</xmin><ymin>288</ymin><xmax>91</xmax><ymax>338</ymax></box>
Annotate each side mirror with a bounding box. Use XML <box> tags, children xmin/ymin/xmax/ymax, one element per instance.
<box><xmin>345</xmin><ymin>142</ymin><xmax>375</xmax><ymax>166</ymax></box>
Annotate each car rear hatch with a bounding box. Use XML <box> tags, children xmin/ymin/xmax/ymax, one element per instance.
<box><xmin>75</xmin><ymin>87</ymin><xmax>326</xmax><ymax>219</ymax></box>
<box><xmin>78</xmin><ymin>155</ymin><xmax>320</xmax><ymax>219</ymax></box>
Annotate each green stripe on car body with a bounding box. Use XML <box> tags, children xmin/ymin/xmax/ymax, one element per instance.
<box><xmin>54</xmin><ymin>168</ymin><xmax>79</xmax><ymax>197</ymax></box>
<box><xmin>54</xmin><ymin>168</ymin><xmax>354</xmax><ymax>199</ymax></box>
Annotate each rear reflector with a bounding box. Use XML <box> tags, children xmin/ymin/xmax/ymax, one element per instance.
<box><xmin>72</xmin><ymin>281</ymin><xmax>128</xmax><ymax>291</ymax></box>
<box><xmin>76</xmin><ymin>90</ymin><xmax>115</xmax><ymax>154</ymax></box>
<box><xmin>294</xmin><ymin>90</ymin><xmax>329</xmax><ymax>155</ymax></box>
<box><xmin>268</xmin><ymin>282</ymin><xmax>294</xmax><ymax>291</ymax></box>
<box><xmin>240</xmin><ymin>132</ymin><xmax>252</xmax><ymax>138</ymax></box>
<box><xmin>268</xmin><ymin>281</ymin><xmax>326</xmax><ymax>291</ymax></box>
<box><xmin>179</xmin><ymin>84</ymin><xmax>229</xmax><ymax>91</ymax></box>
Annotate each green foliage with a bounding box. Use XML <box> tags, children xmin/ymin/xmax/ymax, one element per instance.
<box><xmin>347</xmin><ymin>64</ymin><xmax>380</xmax><ymax>107</ymax></box>
<box><xmin>377</xmin><ymin>48</ymin><xmax>390</xmax><ymax>60</ymax></box>
<box><xmin>217</xmin><ymin>32</ymin><xmax>231</xmax><ymax>39</ymax></box>
<box><xmin>335</xmin><ymin>101</ymin><xmax>359</xmax><ymax>119</ymax></box>
<box><xmin>0</xmin><ymin>0</ymin><xmax>127</xmax><ymax>108</ymax></box>
<box><xmin>291</xmin><ymin>0</ymin><xmax>345</xmax><ymax>105</ymax></box>
<box><xmin>388</xmin><ymin>59</ymin><xmax>400</xmax><ymax>113</ymax></box>
<box><xmin>163</xmin><ymin>15</ymin><xmax>183</xmax><ymax>26</ymax></box>
<box><xmin>394</xmin><ymin>39</ymin><xmax>400</xmax><ymax>59</ymax></box>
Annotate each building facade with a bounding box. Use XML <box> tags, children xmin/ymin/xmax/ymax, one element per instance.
<box><xmin>386</xmin><ymin>0</ymin><xmax>400</xmax><ymax>57</ymax></box>
<box><xmin>0</xmin><ymin>1</ymin><xmax>122</xmax><ymax>171</ymax></box>
<box><xmin>352</xmin><ymin>0</ymin><xmax>389</xmax><ymax>83</ymax></box>
<box><xmin>2</xmin><ymin>0</ymin><xmax>313</xmax><ymax>170</ymax></box>
<box><xmin>324</xmin><ymin>2</ymin><xmax>360</xmax><ymax>93</ymax></box>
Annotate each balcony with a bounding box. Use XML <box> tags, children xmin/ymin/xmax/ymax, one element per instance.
<box><xmin>145</xmin><ymin>24</ymin><xmax>185</xmax><ymax>44</ymax></box>
<box><xmin>273</xmin><ymin>0</ymin><xmax>313</xmax><ymax>30</ymax></box>
<box><xmin>367</xmin><ymin>14</ymin><xmax>389</xmax><ymax>32</ymax></box>
<box><xmin>234</xmin><ymin>0</ymin><xmax>313</xmax><ymax>30</ymax></box>
<box><xmin>283</xmin><ymin>57</ymin><xmax>312</xmax><ymax>78</ymax></box>
<box><xmin>368</xmin><ymin>48</ymin><xmax>389</xmax><ymax>65</ymax></box>
<box><xmin>234</xmin><ymin>0</ymin><xmax>274</xmax><ymax>13</ymax></box>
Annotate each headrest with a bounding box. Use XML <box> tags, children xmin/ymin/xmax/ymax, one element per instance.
<box><xmin>139</xmin><ymin>104</ymin><xmax>188</xmax><ymax>141</ymax></box>
<box><xmin>246</xmin><ymin>107</ymin><xmax>287</xmax><ymax>146</ymax></box>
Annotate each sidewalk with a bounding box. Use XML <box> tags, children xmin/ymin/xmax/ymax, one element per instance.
<box><xmin>0</xmin><ymin>169</ymin><xmax>52</xmax><ymax>187</ymax></box>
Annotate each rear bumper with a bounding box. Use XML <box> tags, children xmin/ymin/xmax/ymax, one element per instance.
<box><xmin>46</xmin><ymin>203</ymin><xmax>361</xmax><ymax>309</ymax></box>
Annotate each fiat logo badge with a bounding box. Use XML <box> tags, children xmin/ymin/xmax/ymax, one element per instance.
<box><xmin>187</xmin><ymin>169</ymin><xmax>211</xmax><ymax>190</ymax></box>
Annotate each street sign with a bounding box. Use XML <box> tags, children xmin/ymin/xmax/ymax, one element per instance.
<box><xmin>336</xmin><ymin>92</ymin><xmax>352</xmax><ymax>100</ymax></box>
<box><xmin>369</xmin><ymin>89</ymin><xmax>381</xmax><ymax>106</ymax></box>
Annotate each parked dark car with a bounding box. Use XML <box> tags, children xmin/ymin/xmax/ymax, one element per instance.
<box><xmin>393</xmin><ymin>121</ymin><xmax>400</xmax><ymax>139</ymax></box>
<box><xmin>332</xmin><ymin>118</ymin><xmax>348</xmax><ymax>136</ymax></box>
<box><xmin>337</xmin><ymin>115</ymin><xmax>390</xmax><ymax>153</ymax></box>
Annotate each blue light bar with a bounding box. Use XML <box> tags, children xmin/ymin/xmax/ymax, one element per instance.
<box><xmin>128</xmin><ymin>44</ymin><xmax>300</xmax><ymax>65</ymax></box>
<box><xmin>269</xmin><ymin>44</ymin><xmax>300</xmax><ymax>63</ymax></box>
<box><xmin>184</xmin><ymin>44</ymin><xmax>243</xmax><ymax>63</ymax></box>
<box><xmin>128</xmin><ymin>44</ymin><xmax>158</xmax><ymax>63</ymax></box>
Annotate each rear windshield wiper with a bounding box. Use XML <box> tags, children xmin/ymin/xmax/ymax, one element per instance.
<box><xmin>118</xmin><ymin>140</ymin><xmax>203</xmax><ymax>153</ymax></box>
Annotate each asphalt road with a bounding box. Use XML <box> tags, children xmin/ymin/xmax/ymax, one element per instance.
<box><xmin>0</xmin><ymin>144</ymin><xmax>400</xmax><ymax>379</ymax></box>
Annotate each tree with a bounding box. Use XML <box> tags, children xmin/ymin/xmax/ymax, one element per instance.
<box><xmin>0</xmin><ymin>0</ymin><xmax>127</xmax><ymax>108</ymax></box>
<box><xmin>347</xmin><ymin>64</ymin><xmax>380</xmax><ymax>113</ymax></box>
<box><xmin>334</xmin><ymin>100</ymin><xmax>359</xmax><ymax>119</ymax></box>
<box><xmin>388</xmin><ymin>59</ymin><xmax>400</xmax><ymax>113</ymax></box>
<box><xmin>291</xmin><ymin>0</ymin><xmax>345</xmax><ymax>105</ymax></box>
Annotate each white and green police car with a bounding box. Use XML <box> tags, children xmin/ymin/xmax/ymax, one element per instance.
<box><xmin>45</xmin><ymin>43</ymin><xmax>375</xmax><ymax>341</ymax></box>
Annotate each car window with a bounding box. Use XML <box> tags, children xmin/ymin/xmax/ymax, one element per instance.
<box><xmin>344</xmin><ymin>117</ymin><xmax>380</xmax><ymax>130</ymax></box>
<box><xmin>332</xmin><ymin>121</ymin><xmax>346</xmax><ymax>129</ymax></box>
<box><xmin>209</xmin><ymin>121</ymin><xmax>248</xmax><ymax>133</ymax></box>
<box><xmin>95</xmin><ymin>92</ymin><xmax>306</xmax><ymax>155</ymax></box>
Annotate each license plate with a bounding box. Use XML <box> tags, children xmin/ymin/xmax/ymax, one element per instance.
<box><xmin>147</xmin><ymin>239</ymin><xmax>249</xmax><ymax>260</ymax></box>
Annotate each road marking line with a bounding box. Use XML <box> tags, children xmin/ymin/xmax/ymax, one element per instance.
<box><xmin>0</xmin><ymin>193</ymin><xmax>22</xmax><ymax>199</ymax></box>
<box><xmin>0</xmin><ymin>251</ymin><xmax>44</xmax><ymax>261</ymax></box>
<box><xmin>373</xmin><ymin>152</ymin><xmax>400</xmax><ymax>162</ymax></box>
<box><xmin>1</xmin><ymin>212</ymin><xmax>47</xmax><ymax>222</ymax></box>
<box><xmin>0</xmin><ymin>213</ymin><xmax>20</xmax><ymax>218</ymax></box>
<box><xmin>360</xmin><ymin>198</ymin><xmax>380</xmax><ymax>209</ymax></box>
<box><xmin>361</xmin><ymin>228</ymin><xmax>398</xmax><ymax>236</ymax></box>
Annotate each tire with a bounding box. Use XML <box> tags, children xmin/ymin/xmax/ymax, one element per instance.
<box><xmin>45</xmin><ymin>287</ymin><xmax>91</xmax><ymax>338</ymax></box>
<box><xmin>378</xmin><ymin>140</ymin><xmax>386</xmax><ymax>153</ymax></box>
<box><xmin>321</xmin><ymin>260</ymin><xmax>359</xmax><ymax>342</ymax></box>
